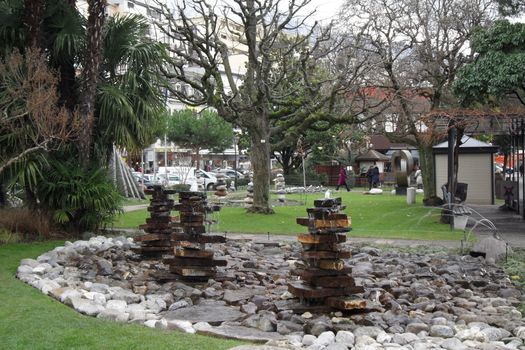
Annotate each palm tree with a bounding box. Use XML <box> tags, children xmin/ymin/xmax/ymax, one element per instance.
<box><xmin>79</xmin><ymin>0</ymin><xmax>106</xmax><ymax>165</ymax></box>
<box><xmin>93</xmin><ymin>14</ymin><xmax>166</xmax><ymax>162</ymax></box>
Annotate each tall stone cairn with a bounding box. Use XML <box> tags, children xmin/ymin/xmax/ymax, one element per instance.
<box><xmin>289</xmin><ymin>197</ymin><xmax>367</xmax><ymax>311</ymax></box>
<box><xmin>134</xmin><ymin>185</ymin><xmax>179</xmax><ymax>258</ymax></box>
<box><xmin>274</xmin><ymin>173</ymin><xmax>286</xmax><ymax>203</ymax></box>
<box><xmin>164</xmin><ymin>191</ymin><xmax>226</xmax><ymax>281</ymax></box>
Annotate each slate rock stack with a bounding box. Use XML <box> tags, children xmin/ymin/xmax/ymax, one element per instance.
<box><xmin>214</xmin><ymin>173</ymin><xmax>228</xmax><ymax>197</ymax></box>
<box><xmin>274</xmin><ymin>173</ymin><xmax>286</xmax><ymax>203</ymax></box>
<box><xmin>134</xmin><ymin>185</ymin><xmax>178</xmax><ymax>259</ymax></box>
<box><xmin>166</xmin><ymin>191</ymin><xmax>226</xmax><ymax>281</ymax></box>
<box><xmin>289</xmin><ymin>197</ymin><xmax>366</xmax><ymax>311</ymax></box>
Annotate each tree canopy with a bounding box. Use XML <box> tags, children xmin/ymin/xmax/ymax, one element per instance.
<box><xmin>454</xmin><ymin>20</ymin><xmax>525</xmax><ymax>108</ymax></box>
<box><xmin>166</xmin><ymin>109</ymin><xmax>233</xmax><ymax>154</ymax></box>
<box><xmin>157</xmin><ymin>0</ymin><xmax>374</xmax><ymax>213</ymax></box>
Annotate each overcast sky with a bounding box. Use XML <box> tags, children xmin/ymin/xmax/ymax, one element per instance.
<box><xmin>302</xmin><ymin>0</ymin><xmax>346</xmax><ymax>24</ymax></box>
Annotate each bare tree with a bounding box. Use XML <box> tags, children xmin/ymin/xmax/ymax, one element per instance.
<box><xmin>341</xmin><ymin>0</ymin><xmax>497</xmax><ymax>204</ymax></box>
<box><xmin>157</xmin><ymin>0</ymin><xmax>377</xmax><ymax>213</ymax></box>
<box><xmin>0</xmin><ymin>49</ymin><xmax>79</xmax><ymax>175</ymax></box>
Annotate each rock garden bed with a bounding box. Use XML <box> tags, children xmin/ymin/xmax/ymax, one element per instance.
<box><xmin>16</xmin><ymin>236</ymin><xmax>525</xmax><ymax>350</ymax></box>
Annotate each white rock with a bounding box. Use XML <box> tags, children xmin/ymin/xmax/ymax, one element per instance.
<box><xmin>376</xmin><ymin>331</ymin><xmax>392</xmax><ymax>344</ymax></box>
<box><xmin>143</xmin><ymin>320</ymin><xmax>157</xmax><ymax>328</ymax></box>
<box><xmin>32</xmin><ymin>263</ymin><xmax>52</xmax><ymax>274</ymax></box>
<box><xmin>20</xmin><ymin>258</ymin><xmax>39</xmax><ymax>267</ymax></box>
<box><xmin>514</xmin><ymin>326</ymin><xmax>525</xmax><ymax>340</ymax></box>
<box><xmin>154</xmin><ymin>318</ymin><xmax>168</xmax><ymax>330</ymax></box>
<box><xmin>97</xmin><ymin>309</ymin><xmax>129</xmax><ymax>323</ymax></box>
<box><xmin>302</xmin><ymin>334</ymin><xmax>317</xmax><ymax>346</ymax></box>
<box><xmin>108</xmin><ymin>287</ymin><xmax>141</xmax><ymax>303</ymax></box>
<box><xmin>70</xmin><ymin>297</ymin><xmax>105</xmax><ymax>316</ymax></box>
<box><xmin>392</xmin><ymin>333</ymin><xmax>419</xmax><ymax>345</ymax></box>
<box><xmin>17</xmin><ymin>265</ymin><xmax>33</xmax><ymax>274</ymax></box>
<box><xmin>335</xmin><ymin>330</ymin><xmax>355</xmax><ymax>347</ymax></box>
<box><xmin>313</xmin><ymin>331</ymin><xmax>335</xmax><ymax>347</ymax></box>
<box><xmin>60</xmin><ymin>289</ymin><xmax>83</xmax><ymax>304</ymax></box>
<box><xmin>193</xmin><ymin>322</ymin><xmax>212</xmax><ymax>332</ymax></box>
<box><xmin>440</xmin><ymin>338</ymin><xmax>468</xmax><ymax>350</ymax></box>
<box><xmin>456</xmin><ymin>328</ymin><xmax>489</xmax><ymax>342</ymax></box>
<box><xmin>286</xmin><ymin>334</ymin><xmax>303</xmax><ymax>347</ymax></box>
<box><xmin>355</xmin><ymin>335</ymin><xmax>377</xmax><ymax>346</ymax></box>
<box><xmin>166</xmin><ymin>319</ymin><xmax>195</xmax><ymax>334</ymax></box>
<box><xmin>106</xmin><ymin>300</ymin><xmax>127</xmax><ymax>313</ymax></box>
<box><xmin>84</xmin><ymin>292</ymin><xmax>106</xmax><ymax>305</ymax></box>
<box><xmin>17</xmin><ymin>273</ymin><xmax>37</xmax><ymax>283</ymax></box>
<box><xmin>38</xmin><ymin>279</ymin><xmax>61</xmax><ymax>295</ymax></box>
<box><xmin>302</xmin><ymin>312</ymin><xmax>313</xmax><ymax>319</ymax></box>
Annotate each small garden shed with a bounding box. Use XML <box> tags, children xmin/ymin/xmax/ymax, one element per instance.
<box><xmin>355</xmin><ymin>149</ymin><xmax>390</xmax><ymax>174</ymax></box>
<box><xmin>433</xmin><ymin>136</ymin><xmax>498</xmax><ymax>204</ymax></box>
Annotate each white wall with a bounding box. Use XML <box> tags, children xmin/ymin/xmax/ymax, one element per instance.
<box><xmin>435</xmin><ymin>153</ymin><xmax>494</xmax><ymax>204</ymax></box>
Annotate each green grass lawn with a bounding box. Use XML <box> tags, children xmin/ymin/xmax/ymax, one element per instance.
<box><xmin>114</xmin><ymin>191</ymin><xmax>461</xmax><ymax>241</ymax></box>
<box><xmin>0</xmin><ymin>241</ymin><xmax>242</xmax><ymax>350</ymax></box>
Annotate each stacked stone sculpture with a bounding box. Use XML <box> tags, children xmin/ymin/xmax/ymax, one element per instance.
<box><xmin>274</xmin><ymin>173</ymin><xmax>286</xmax><ymax>203</ymax></box>
<box><xmin>289</xmin><ymin>197</ymin><xmax>366</xmax><ymax>311</ymax></box>
<box><xmin>165</xmin><ymin>191</ymin><xmax>226</xmax><ymax>281</ymax></box>
<box><xmin>214</xmin><ymin>173</ymin><xmax>228</xmax><ymax>197</ymax></box>
<box><xmin>244</xmin><ymin>174</ymin><xmax>254</xmax><ymax>205</ymax></box>
<box><xmin>134</xmin><ymin>185</ymin><xmax>179</xmax><ymax>258</ymax></box>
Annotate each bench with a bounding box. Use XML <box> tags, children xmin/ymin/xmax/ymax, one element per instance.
<box><xmin>452</xmin><ymin>206</ymin><xmax>472</xmax><ymax>216</ymax></box>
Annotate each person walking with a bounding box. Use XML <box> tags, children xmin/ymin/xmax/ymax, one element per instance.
<box><xmin>366</xmin><ymin>165</ymin><xmax>374</xmax><ymax>190</ymax></box>
<box><xmin>372</xmin><ymin>166</ymin><xmax>380</xmax><ymax>188</ymax></box>
<box><xmin>336</xmin><ymin>164</ymin><xmax>351</xmax><ymax>192</ymax></box>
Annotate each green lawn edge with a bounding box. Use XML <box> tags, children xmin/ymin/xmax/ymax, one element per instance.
<box><xmin>113</xmin><ymin>191</ymin><xmax>463</xmax><ymax>241</ymax></box>
<box><xmin>0</xmin><ymin>241</ymin><xmax>243</xmax><ymax>350</ymax></box>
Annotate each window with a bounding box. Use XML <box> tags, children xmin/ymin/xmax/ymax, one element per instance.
<box><xmin>147</xmin><ymin>8</ymin><xmax>161</xmax><ymax>20</ymax></box>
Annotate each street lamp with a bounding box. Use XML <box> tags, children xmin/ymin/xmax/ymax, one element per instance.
<box><xmin>233</xmin><ymin>133</ymin><xmax>239</xmax><ymax>190</ymax></box>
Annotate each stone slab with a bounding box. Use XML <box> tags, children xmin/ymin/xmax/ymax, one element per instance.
<box><xmin>223</xmin><ymin>288</ymin><xmax>266</xmax><ymax>304</ymax></box>
<box><xmin>164</xmin><ymin>304</ymin><xmax>244</xmax><ymax>325</ymax></box>
<box><xmin>195</xmin><ymin>324</ymin><xmax>285</xmax><ymax>343</ymax></box>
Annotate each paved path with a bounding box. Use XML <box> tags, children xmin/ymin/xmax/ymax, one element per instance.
<box><xmin>122</xmin><ymin>204</ymin><xmax>148</xmax><ymax>212</ymax></box>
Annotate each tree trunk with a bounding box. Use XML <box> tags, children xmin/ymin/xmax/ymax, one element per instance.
<box><xmin>247</xmin><ymin>125</ymin><xmax>273</xmax><ymax>214</ymax></box>
<box><xmin>23</xmin><ymin>0</ymin><xmax>45</xmax><ymax>48</ymax></box>
<box><xmin>419</xmin><ymin>143</ymin><xmax>439</xmax><ymax>206</ymax></box>
<box><xmin>79</xmin><ymin>0</ymin><xmax>106</xmax><ymax>165</ymax></box>
<box><xmin>194</xmin><ymin>147</ymin><xmax>201</xmax><ymax>169</ymax></box>
<box><xmin>0</xmin><ymin>180</ymin><xmax>6</xmax><ymax>208</ymax></box>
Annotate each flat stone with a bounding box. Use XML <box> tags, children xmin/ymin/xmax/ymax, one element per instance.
<box><xmin>223</xmin><ymin>289</ymin><xmax>264</xmax><ymax>304</ymax></box>
<box><xmin>70</xmin><ymin>297</ymin><xmax>105</xmax><ymax>316</ymax></box>
<box><xmin>166</xmin><ymin>319</ymin><xmax>195</xmax><ymax>334</ymax></box>
<box><xmin>229</xmin><ymin>346</ymin><xmax>289</xmax><ymax>350</ymax></box>
<box><xmin>165</xmin><ymin>304</ymin><xmax>244</xmax><ymax>325</ymax></box>
<box><xmin>97</xmin><ymin>309</ymin><xmax>129</xmax><ymax>323</ymax></box>
<box><xmin>195</xmin><ymin>324</ymin><xmax>285</xmax><ymax>343</ymax></box>
<box><xmin>429</xmin><ymin>325</ymin><xmax>454</xmax><ymax>338</ymax></box>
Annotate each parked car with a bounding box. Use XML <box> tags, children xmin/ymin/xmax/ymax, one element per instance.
<box><xmin>132</xmin><ymin>173</ymin><xmax>155</xmax><ymax>189</ymax></box>
<box><xmin>157</xmin><ymin>166</ymin><xmax>217</xmax><ymax>190</ymax></box>
<box><xmin>212</xmin><ymin>168</ymin><xmax>245</xmax><ymax>180</ymax></box>
<box><xmin>156</xmin><ymin>173</ymin><xmax>181</xmax><ymax>187</ymax></box>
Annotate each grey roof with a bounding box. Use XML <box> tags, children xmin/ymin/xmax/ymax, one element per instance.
<box><xmin>355</xmin><ymin>149</ymin><xmax>390</xmax><ymax>161</ymax></box>
<box><xmin>433</xmin><ymin>136</ymin><xmax>498</xmax><ymax>154</ymax></box>
<box><xmin>434</xmin><ymin>136</ymin><xmax>495</xmax><ymax>149</ymax></box>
